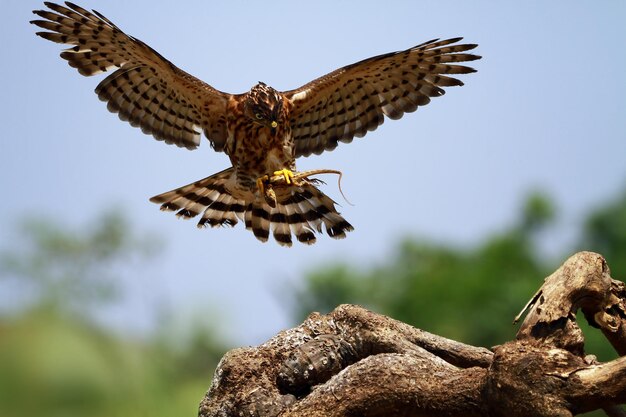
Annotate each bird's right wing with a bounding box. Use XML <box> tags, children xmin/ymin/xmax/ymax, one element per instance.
<box><xmin>32</xmin><ymin>2</ymin><xmax>232</xmax><ymax>152</ymax></box>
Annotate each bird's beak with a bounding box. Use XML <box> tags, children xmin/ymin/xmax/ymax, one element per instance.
<box><xmin>270</xmin><ymin>121</ymin><xmax>278</xmax><ymax>128</ymax></box>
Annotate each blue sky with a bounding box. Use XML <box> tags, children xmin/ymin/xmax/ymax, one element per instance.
<box><xmin>2</xmin><ymin>1</ymin><xmax>625</xmax><ymax>345</ymax></box>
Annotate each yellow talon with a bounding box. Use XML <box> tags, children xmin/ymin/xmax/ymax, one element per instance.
<box><xmin>273</xmin><ymin>168</ymin><xmax>295</xmax><ymax>185</ymax></box>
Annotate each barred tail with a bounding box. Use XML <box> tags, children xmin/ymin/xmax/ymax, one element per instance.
<box><xmin>149</xmin><ymin>169</ymin><xmax>353</xmax><ymax>246</ymax></box>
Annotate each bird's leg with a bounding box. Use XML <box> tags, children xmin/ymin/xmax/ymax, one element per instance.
<box><xmin>256</xmin><ymin>174</ymin><xmax>277</xmax><ymax>207</ymax></box>
<box><xmin>273</xmin><ymin>168</ymin><xmax>295</xmax><ymax>185</ymax></box>
<box><xmin>255</xmin><ymin>169</ymin><xmax>296</xmax><ymax>208</ymax></box>
<box><xmin>256</xmin><ymin>174</ymin><xmax>269</xmax><ymax>196</ymax></box>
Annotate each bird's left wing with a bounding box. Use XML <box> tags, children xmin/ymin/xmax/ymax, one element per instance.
<box><xmin>31</xmin><ymin>2</ymin><xmax>231</xmax><ymax>151</ymax></box>
<box><xmin>284</xmin><ymin>38</ymin><xmax>480</xmax><ymax>158</ymax></box>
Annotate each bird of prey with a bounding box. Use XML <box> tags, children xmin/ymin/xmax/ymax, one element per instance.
<box><xmin>31</xmin><ymin>2</ymin><xmax>481</xmax><ymax>246</ymax></box>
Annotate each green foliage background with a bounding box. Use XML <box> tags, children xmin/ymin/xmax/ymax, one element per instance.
<box><xmin>0</xmin><ymin>211</ymin><xmax>227</xmax><ymax>417</ymax></box>
<box><xmin>1</xmin><ymin>188</ymin><xmax>624</xmax><ymax>417</ymax></box>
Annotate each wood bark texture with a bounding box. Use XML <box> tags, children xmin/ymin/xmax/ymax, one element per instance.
<box><xmin>199</xmin><ymin>252</ymin><xmax>626</xmax><ymax>416</ymax></box>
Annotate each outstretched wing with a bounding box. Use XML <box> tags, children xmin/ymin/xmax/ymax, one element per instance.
<box><xmin>31</xmin><ymin>2</ymin><xmax>231</xmax><ymax>151</ymax></box>
<box><xmin>284</xmin><ymin>38</ymin><xmax>481</xmax><ymax>158</ymax></box>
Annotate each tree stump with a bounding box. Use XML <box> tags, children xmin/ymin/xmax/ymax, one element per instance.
<box><xmin>199</xmin><ymin>251</ymin><xmax>626</xmax><ymax>416</ymax></box>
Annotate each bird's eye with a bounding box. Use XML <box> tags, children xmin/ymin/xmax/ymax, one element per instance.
<box><xmin>255</xmin><ymin>113</ymin><xmax>263</xmax><ymax>120</ymax></box>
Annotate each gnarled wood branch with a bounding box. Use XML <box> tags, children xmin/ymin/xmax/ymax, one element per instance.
<box><xmin>199</xmin><ymin>252</ymin><xmax>626</xmax><ymax>417</ymax></box>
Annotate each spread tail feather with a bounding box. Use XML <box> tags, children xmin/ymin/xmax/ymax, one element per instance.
<box><xmin>149</xmin><ymin>168</ymin><xmax>353</xmax><ymax>246</ymax></box>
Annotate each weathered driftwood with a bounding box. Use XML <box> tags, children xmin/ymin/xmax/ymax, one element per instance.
<box><xmin>199</xmin><ymin>252</ymin><xmax>626</xmax><ymax>417</ymax></box>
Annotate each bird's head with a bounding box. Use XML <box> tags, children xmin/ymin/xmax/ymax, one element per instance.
<box><xmin>244</xmin><ymin>82</ymin><xmax>284</xmax><ymax>129</ymax></box>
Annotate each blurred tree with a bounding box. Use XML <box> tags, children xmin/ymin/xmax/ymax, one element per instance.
<box><xmin>580</xmin><ymin>188</ymin><xmax>626</xmax><ymax>279</ymax></box>
<box><xmin>290</xmin><ymin>190</ymin><xmax>624</xmax><ymax>355</ymax></box>
<box><xmin>153</xmin><ymin>308</ymin><xmax>231</xmax><ymax>381</ymax></box>
<box><xmin>290</xmin><ymin>192</ymin><xmax>553</xmax><ymax>348</ymax></box>
<box><xmin>0</xmin><ymin>209</ymin><xmax>159</xmax><ymax>316</ymax></box>
<box><xmin>520</xmin><ymin>189</ymin><xmax>556</xmax><ymax>232</ymax></box>
<box><xmin>0</xmin><ymin>210</ymin><xmax>229</xmax><ymax>417</ymax></box>
<box><xmin>0</xmin><ymin>309</ymin><xmax>228</xmax><ymax>417</ymax></box>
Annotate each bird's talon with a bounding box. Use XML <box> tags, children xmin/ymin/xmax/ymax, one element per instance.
<box><xmin>273</xmin><ymin>169</ymin><xmax>295</xmax><ymax>185</ymax></box>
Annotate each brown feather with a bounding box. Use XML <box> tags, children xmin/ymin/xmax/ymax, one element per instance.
<box><xmin>284</xmin><ymin>38</ymin><xmax>480</xmax><ymax>157</ymax></box>
<box><xmin>31</xmin><ymin>2</ymin><xmax>230</xmax><ymax>150</ymax></box>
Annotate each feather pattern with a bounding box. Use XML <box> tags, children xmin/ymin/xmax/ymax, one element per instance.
<box><xmin>285</xmin><ymin>38</ymin><xmax>481</xmax><ymax>157</ymax></box>
<box><xmin>149</xmin><ymin>169</ymin><xmax>353</xmax><ymax>246</ymax></box>
<box><xmin>31</xmin><ymin>1</ymin><xmax>230</xmax><ymax>150</ymax></box>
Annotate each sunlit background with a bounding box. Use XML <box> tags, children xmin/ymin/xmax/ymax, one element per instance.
<box><xmin>1</xmin><ymin>1</ymin><xmax>625</xmax><ymax>416</ymax></box>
